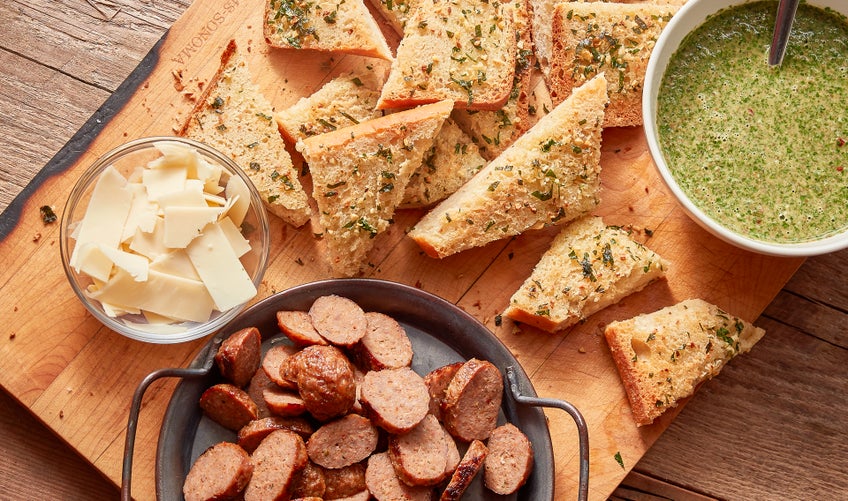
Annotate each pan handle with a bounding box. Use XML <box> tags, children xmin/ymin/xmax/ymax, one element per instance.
<box><xmin>121</xmin><ymin>337</ymin><xmax>223</xmax><ymax>501</ymax></box>
<box><xmin>505</xmin><ymin>366</ymin><xmax>589</xmax><ymax>501</ymax></box>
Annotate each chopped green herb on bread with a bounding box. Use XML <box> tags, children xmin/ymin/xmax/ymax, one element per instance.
<box><xmin>548</xmin><ymin>1</ymin><xmax>678</xmax><ymax>127</ymax></box>
<box><xmin>377</xmin><ymin>0</ymin><xmax>517</xmax><ymax>110</ymax></box>
<box><xmin>451</xmin><ymin>0</ymin><xmax>536</xmax><ymax>160</ymax></box>
<box><xmin>504</xmin><ymin>216</ymin><xmax>669</xmax><ymax>332</ymax></box>
<box><xmin>604</xmin><ymin>298</ymin><xmax>765</xmax><ymax>426</ymax></box>
<box><xmin>298</xmin><ymin>100</ymin><xmax>453</xmax><ymax>277</ymax></box>
<box><xmin>408</xmin><ymin>74</ymin><xmax>608</xmax><ymax>259</ymax></box>
<box><xmin>264</xmin><ymin>0</ymin><xmax>394</xmax><ymax>60</ymax></box>
<box><xmin>275</xmin><ymin>68</ymin><xmax>389</xmax><ymax>147</ymax></box>
<box><xmin>401</xmin><ymin>118</ymin><xmax>486</xmax><ymax>208</ymax></box>
<box><xmin>179</xmin><ymin>40</ymin><xmax>311</xmax><ymax>228</ymax></box>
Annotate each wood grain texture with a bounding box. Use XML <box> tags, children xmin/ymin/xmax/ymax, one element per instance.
<box><xmin>1</xmin><ymin>0</ymin><xmax>846</xmax><ymax>500</ymax></box>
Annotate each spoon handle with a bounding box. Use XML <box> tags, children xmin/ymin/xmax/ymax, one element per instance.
<box><xmin>769</xmin><ymin>0</ymin><xmax>801</xmax><ymax>66</ymax></box>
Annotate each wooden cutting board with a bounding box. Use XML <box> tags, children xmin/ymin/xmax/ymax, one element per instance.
<box><xmin>0</xmin><ymin>0</ymin><xmax>803</xmax><ymax>499</ymax></box>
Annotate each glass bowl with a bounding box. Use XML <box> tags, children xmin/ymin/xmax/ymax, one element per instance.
<box><xmin>643</xmin><ymin>0</ymin><xmax>848</xmax><ymax>257</ymax></box>
<box><xmin>60</xmin><ymin>136</ymin><xmax>270</xmax><ymax>343</ymax></box>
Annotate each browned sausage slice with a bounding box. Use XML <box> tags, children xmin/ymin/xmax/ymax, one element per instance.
<box><xmin>238</xmin><ymin>416</ymin><xmax>315</xmax><ymax>453</ymax></box>
<box><xmin>365</xmin><ymin>452</ymin><xmax>434</xmax><ymax>501</ymax></box>
<box><xmin>261</xmin><ymin>343</ymin><xmax>300</xmax><ymax>390</ymax></box>
<box><xmin>308</xmin><ymin>294</ymin><xmax>367</xmax><ymax>347</ymax></box>
<box><xmin>483</xmin><ymin>423</ymin><xmax>534</xmax><ymax>495</ymax></box>
<box><xmin>388</xmin><ymin>414</ymin><xmax>449</xmax><ymax>487</ymax></box>
<box><xmin>439</xmin><ymin>439</ymin><xmax>488</xmax><ymax>501</ymax></box>
<box><xmin>323</xmin><ymin>462</ymin><xmax>367</xmax><ymax>499</ymax></box>
<box><xmin>330</xmin><ymin>490</ymin><xmax>370</xmax><ymax>501</ymax></box>
<box><xmin>199</xmin><ymin>383</ymin><xmax>258</xmax><ymax>431</ymax></box>
<box><xmin>215</xmin><ymin>326</ymin><xmax>262</xmax><ymax>388</ymax></box>
<box><xmin>263</xmin><ymin>385</ymin><xmax>308</xmax><ymax>417</ymax></box>
<box><xmin>360</xmin><ymin>367</ymin><xmax>430</xmax><ymax>434</ymax></box>
<box><xmin>289</xmin><ymin>461</ymin><xmax>326</xmax><ymax>499</ymax></box>
<box><xmin>350</xmin><ymin>312</ymin><xmax>413</xmax><ymax>371</ymax></box>
<box><xmin>423</xmin><ymin>362</ymin><xmax>463</xmax><ymax>421</ymax></box>
<box><xmin>306</xmin><ymin>414</ymin><xmax>379</xmax><ymax>469</ymax></box>
<box><xmin>246</xmin><ymin>367</ymin><xmax>274</xmax><ymax>418</ymax></box>
<box><xmin>295</xmin><ymin>345</ymin><xmax>357</xmax><ymax>421</ymax></box>
<box><xmin>277</xmin><ymin>310</ymin><xmax>328</xmax><ymax>346</ymax></box>
<box><xmin>441</xmin><ymin>359</ymin><xmax>503</xmax><ymax>442</ymax></box>
<box><xmin>183</xmin><ymin>442</ymin><xmax>253</xmax><ymax>501</ymax></box>
<box><xmin>244</xmin><ymin>429</ymin><xmax>309</xmax><ymax>501</ymax></box>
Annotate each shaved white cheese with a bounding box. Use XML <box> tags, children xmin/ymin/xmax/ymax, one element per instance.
<box><xmin>186</xmin><ymin>221</ymin><xmax>257</xmax><ymax>312</ymax></box>
<box><xmin>163</xmin><ymin>206</ymin><xmax>223</xmax><ymax>248</ymax></box>
<box><xmin>69</xmin><ymin>165</ymin><xmax>132</xmax><ymax>274</ymax></box>
<box><xmin>70</xmin><ymin>141</ymin><xmax>259</xmax><ymax>329</ymax></box>
<box><xmin>88</xmin><ymin>269</ymin><xmax>216</xmax><ymax>323</ymax></box>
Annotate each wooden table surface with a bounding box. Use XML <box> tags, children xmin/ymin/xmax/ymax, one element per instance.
<box><xmin>1</xmin><ymin>1</ymin><xmax>846</xmax><ymax>500</ymax></box>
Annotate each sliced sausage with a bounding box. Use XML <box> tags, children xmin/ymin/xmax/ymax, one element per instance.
<box><xmin>330</xmin><ymin>489</ymin><xmax>370</xmax><ymax>501</ymax></box>
<box><xmin>183</xmin><ymin>442</ymin><xmax>253</xmax><ymax>501</ymax></box>
<box><xmin>443</xmin><ymin>428</ymin><xmax>460</xmax><ymax>477</ymax></box>
<box><xmin>290</xmin><ymin>461</ymin><xmax>326</xmax><ymax>499</ymax></box>
<box><xmin>439</xmin><ymin>440</ymin><xmax>488</xmax><ymax>501</ymax></box>
<box><xmin>307</xmin><ymin>414</ymin><xmax>379</xmax><ymax>469</ymax></box>
<box><xmin>423</xmin><ymin>362</ymin><xmax>463</xmax><ymax>421</ymax></box>
<box><xmin>366</xmin><ymin>452</ymin><xmax>433</xmax><ymax>501</ymax></box>
<box><xmin>483</xmin><ymin>423</ymin><xmax>534</xmax><ymax>495</ymax></box>
<box><xmin>215</xmin><ymin>327</ymin><xmax>262</xmax><ymax>388</ymax></box>
<box><xmin>350</xmin><ymin>312</ymin><xmax>413</xmax><ymax>371</ymax></box>
<box><xmin>360</xmin><ymin>367</ymin><xmax>430</xmax><ymax>434</ymax></box>
<box><xmin>308</xmin><ymin>295</ymin><xmax>367</xmax><ymax>347</ymax></box>
<box><xmin>244</xmin><ymin>429</ymin><xmax>309</xmax><ymax>501</ymax></box>
<box><xmin>295</xmin><ymin>344</ymin><xmax>357</xmax><ymax>421</ymax></box>
<box><xmin>323</xmin><ymin>462</ymin><xmax>367</xmax><ymax>499</ymax></box>
<box><xmin>441</xmin><ymin>359</ymin><xmax>503</xmax><ymax>442</ymax></box>
<box><xmin>277</xmin><ymin>310</ymin><xmax>328</xmax><ymax>346</ymax></box>
<box><xmin>262</xmin><ymin>343</ymin><xmax>300</xmax><ymax>389</ymax></box>
<box><xmin>264</xmin><ymin>386</ymin><xmax>308</xmax><ymax>417</ymax></box>
<box><xmin>246</xmin><ymin>367</ymin><xmax>274</xmax><ymax>418</ymax></box>
<box><xmin>238</xmin><ymin>416</ymin><xmax>315</xmax><ymax>454</ymax></box>
<box><xmin>199</xmin><ymin>383</ymin><xmax>258</xmax><ymax>431</ymax></box>
<box><xmin>388</xmin><ymin>414</ymin><xmax>449</xmax><ymax>487</ymax></box>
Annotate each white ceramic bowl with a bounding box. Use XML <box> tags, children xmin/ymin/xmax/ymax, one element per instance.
<box><xmin>60</xmin><ymin>136</ymin><xmax>270</xmax><ymax>343</ymax></box>
<box><xmin>643</xmin><ymin>0</ymin><xmax>848</xmax><ymax>257</ymax></box>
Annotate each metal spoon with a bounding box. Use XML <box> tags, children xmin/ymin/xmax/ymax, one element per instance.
<box><xmin>769</xmin><ymin>0</ymin><xmax>800</xmax><ymax>66</ymax></box>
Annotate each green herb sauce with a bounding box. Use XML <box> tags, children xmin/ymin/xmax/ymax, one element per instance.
<box><xmin>657</xmin><ymin>1</ymin><xmax>848</xmax><ymax>243</ymax></box>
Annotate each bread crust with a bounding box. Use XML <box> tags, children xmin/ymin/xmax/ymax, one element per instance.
<box><xmin>604</xmin><ymin>298</ymin><xmax>766</xmax><ymax>426</ymax></box>
<box><xmin>548</xmin><ymin>2</ymin><xmax>678</xmax><ymax>127</ymax></box>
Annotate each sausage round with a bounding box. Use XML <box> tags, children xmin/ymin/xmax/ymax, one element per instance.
<box><xmin>360</xmin><ymin>367</ymin><xmax>430</xmax><ymax>434</ymax></box>
<box><xmin>183</xmin><ymin>442</ymin><xmax>253</xmax><ymax>501</ymax></box>
<box><xmin>277</xmin><ymin>310</ymin><xmax>328</xmax><ymax>346</ymax></box>
<box><xmin>308</xmin><ymin>295</ymin><xmax>367</xmax><ymax>347</ymax></box>
<box><xmin>306</xmin><ymin>414</ymin><xmax>379</xmax><ymax>469</ymax></box>
<box><xmin>350</xmin><ymin>312</ymin><xmax>413</xmax><ymax>371</ymax></box>
<box><xmin>365</xmin><ymin>452</ymin><xmax>433</xmax><ymax>501</ymax></box>
<box><xmin>294</xmin><ymin>345</ymin><xmax>357</xmax><ymax>421</ymax></box>
<box><xmin>441</xmin><ymin>359</ymin><xmax>503</xmax><ymax>442</ymax></box>
<box><xmin>483</xmin><ymin>423</ymin><xmax>534</xmax><ymax>495</ymax></box>
<box><xmin>199</xmin><ymin>383</ymin><xmax>258</xmax><ymax>431</ymax></box>
<box><xmin>238</xmin><ymin>416</ymin><xmax>314</xmax><ymax>453</ymax></box>
<box><xmin>243</xmin><ymin>429</ymin><xmax>309</xmax><ymax>501</ymax></box>
<box><xmin>261</xmin><ymin>343</ymin><xmax>300</xmax><ymax>390</ymax></box>
<box><xmin>439</xmin><ymin>439</ymin><xmax>488</xmax><ymax>501</ymax></box>
<box><xmin>215</xmin><ymin>327</ymin><xmax>262</xmax><ymax>388</ymax></box>
<box><xmin>388</xmin><ymin>414</ymin><xmax>449</xmax><ymax>486</ymax></box>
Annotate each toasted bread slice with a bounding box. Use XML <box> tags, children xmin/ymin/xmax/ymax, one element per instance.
<box><xmin>505</xmin><ymin>216</ymin><xmax>669</xmax><ymax>332</ymax></box>
<box><xmin>298</xmin><ymin>100</ymin><xmax>453</xmax><ymax>276</ymax></box>
<box><xmin>408</xmin><ymin>74</ymin><xmax>608</xmax><ymax>259</ymax></box>
<box><xmin>548</xmin><ymin>1</ymin><xmax>678</xmax><ymax>127</ymax></box>
<box><xmin>377</xmin><ymin>0</ymin><xmax>517</xmax><ymax>110</ymax></box>
<box><xmin>401</xmin><ymin>118</ymin><xmax>486</xmax><ymax>208</ymax></box>
<box><xmin>275</xmin><ymin>68</ymin><xmax>389</xmax><ymax>147</ymax></box>
<box><xmin>179</xmin><ymin>40</ymin><xmax>311</xmax><ymax>228</ymax></box>
<box><xmin>605</xmin><ymin>298</ymin><xmax>765</xmax><ymax>426</ymax></box>
<box><xmin>451</xmin><ymin>0</ymin><xmax>536</xmax><ymax>160</ymax></box>
<box><xmin>264</xmin><ymin>0</ymin><xmax>393</xmax><ymax>60</ymax></box>
<box><xmin>367</xmin><ymin>0</ymin><xmax>418</xmax><ymax>35</ymax></box>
